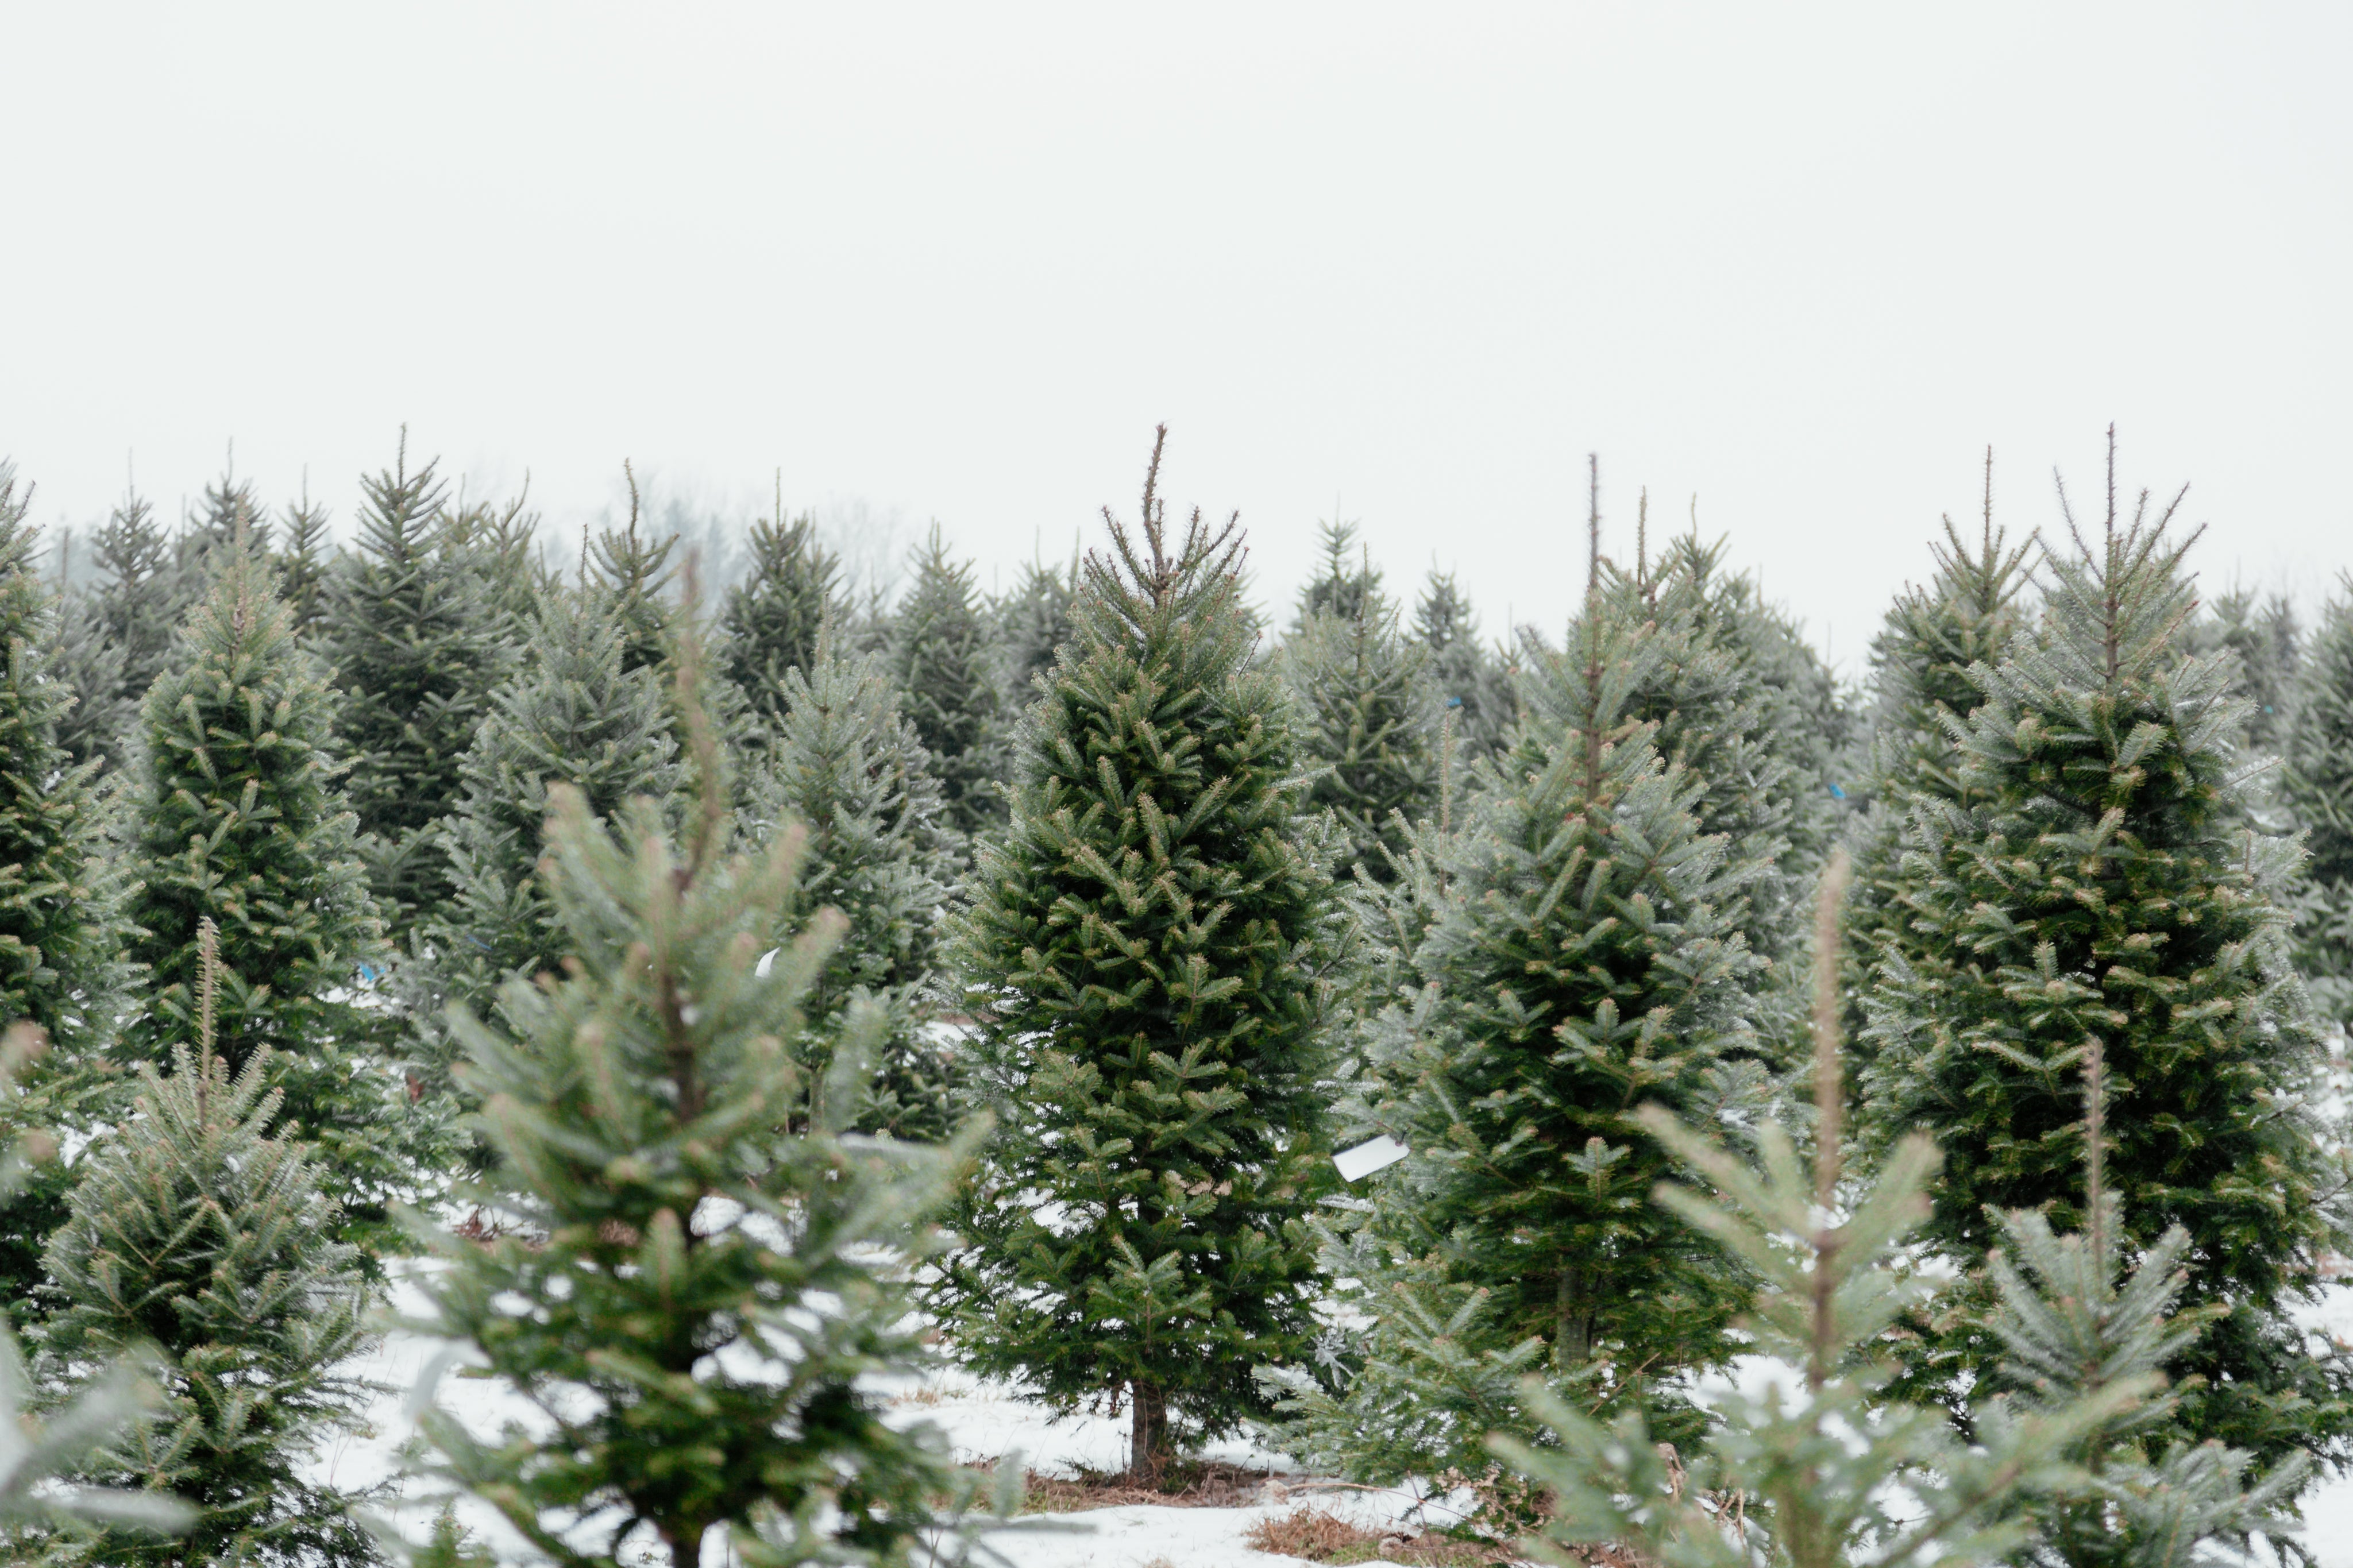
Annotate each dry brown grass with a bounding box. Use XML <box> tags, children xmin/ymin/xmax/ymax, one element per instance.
<box><xmin>1243</xmin><ymin>1507</ymin><xmax>1519</xmax><ymax>1565</ymax></box>
<box><xmin>976</xmin><ymin>1458</ymin><xmax>1284</xmax><ymax>1515</ymax></box>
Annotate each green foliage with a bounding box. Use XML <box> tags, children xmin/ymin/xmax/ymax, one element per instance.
<box><xmin>400</xmin><ymin>650</ymin><xmax>992</xmax><ymax>1568</ymax></box>
<box><xmin>1281</xmin><ymin>581</ymin><xmax>1442</xmax><ymax>884</ymax></box>
<box><xmin>89</xmin><ymin>484</ymin><xmax>187</xmax><ymax>720</ymax></box>
<box><xmin>935</xmin><ymin>432</ymin><xmax>1338</xmax><ymax>1477</ymax></box>
<box><xmin>419</xmin><ymin>586</ymin><xmax>682</xmax><ymax>1093</ymax></box>
<box><xmin>36</xmin><ymin>1035</ymin><xmax>379</xmax><ymax>1567</ymax></box>
<box><xmin>1268</xmin><ymin>523</ymin><xmax>1762</xmax><ymax>1482</ymax></box>
<box><xmin>1294</xmin><ymin>517</ymin><xmax>1380</xmax><ymax>629</ymax></box>
<box><xmin>273</xmin><ymin>485</ymin><xmax>334</xmax><ymax>640</ymax></box>
<box><xmin>995</xmin><ymin>551</ymin><xmax>1080</xmax><ymax>705</ymax></box>
<box><xmin>888</xmin><ymin>525</ymin><xmax>1004</xmax><ymax>841</ymax></box>
<box><xmin>722</xmin><ymin>493</ymin><xmax>839</xmax><ymax>727</ymax></box>
<box><xmin>321</xmin><ymin>434</ymin><xmax>517</xmax><ymax>927</ymax></box>
<box><xmin>746</xmin><ymin>637</ymin><xmax>958</xmax><ymax>1139</ymax></box>
<box><xmin>122</xmin><ymin>539</ymin><xmax>422</xmax><ymax>1251</ymax></box>
<box><xmin>1411</xmin><ymin>567</ymin><xmax>1513</xmax><ymax>758</ymax></box>
<box><xmin>2190</xmin><ymin>582</ymin><xmax>2301</xmax><ymax>753</ymax></box>
<box><xmin>0</xmin><ymin>1025</ymin><xmax>190</xmax><ymax>1550</ymax></box>
<box><xmin>1861</xmin><ymin>451</ymin><xmax>2352</xmax><ymax>1465</ymax></box>
<box><xmin>2284</xmin><ymin>584</ymin><xmax>2353</xmax><ymax>1028</ymax></box>
<box><xmin>47</xmin><ymin>591</ymin><xmax>133</xmax><ymax>774</ymax></box>
<box><xmin>587</xmin><ymin>463</ymin><xmax>680</xmax><ymax>678</ymax></box>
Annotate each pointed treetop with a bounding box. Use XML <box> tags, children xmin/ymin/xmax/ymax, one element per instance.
<box><xmin>2044</xmin><ymin>426</ymin><xmax>2204</xmax><ymax>692</ymax></box>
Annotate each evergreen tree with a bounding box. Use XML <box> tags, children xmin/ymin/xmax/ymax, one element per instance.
<box><xmin>0</xmin><ymin>1025</ymin><xmax>189</xmax><ymax>1548</ymax></box>
<box><xmin>443</xmin><ymin>484</ymin><xmax>547</xmax><ymax>631</ymax></box>
<box><xmin>1268</xmin><ymin>516</ymin><xmax>1761</xmax><ymax>1483</ymax></box>
<box><xmin>934</xmin><ymin>430</ymin><xmax>1338</xmax><ymax>1478</ymax></box>
<box><xmin>399</xmin><ymin>646</ymin><xmax>996</xmax><ymax>1568</ymax></box>
<box><xmin>273</xmin><ymin>484</ymin><xmax>333</xmax><ymax>640</ymax></box>
<box><xmin>1293</xmin><ymin>516</ymin><xmax>1380</xmax><ymax>629</ymax></box>
<box><xmin>419</xmin><ymin>586</ymin><xmax>682</xmax><ymax>1091</ymax></box>
<box><xmin>886</xmin><ymin>525</ymin><xmax>1002</xmax><ymax>841</ymax></box>
<box><xmin>588</xmin><ymin>462</ymin><xmax>680</xmax><ymax>678</ymax></box>
<box><xmin>88</xmin><ymin>484</ymin><xmax>182</xmax><ymax>713</ymax></box>
<box><xmin>1861</xmin><ymin>441</ymin><xmax>2352</xmax><ymax>1466</ymax></box>
<box><xmin>0</xmin><ymin>467</ymin><xmax>127</xmax><ymax>1327</ymax></box>
<box><xmin>48</xmin><ymin>593</ymin><xmax>133</xmax><ymax>773</ymax></box>
<box><xmin>180</xmin><ymin>464</ymin><xmax>271</xmax><ymax>564</ymax></box>
<box><xmin>122</xmin><ymin>536</ymin><xmax>417</xmax><ymax>1250</ymax></box>
<box><xmin>1282</xmin><ymin>578</ymin><xmax>1442</xmax><ymax>883</ymax></box>
<box><xmin>1500</xmin><ymin>862</ymin><xmax>2119</xmax><ymax>1568</ymax></box>
<box><xmin>2193</xmin><ymin>582</ymin><xmax>2300</xmax><ymax>753</ymax></box>
<box><xmin>746</xmin><ymin>636</ymin><xmax>957</xmax><ymax>1139</ymax></box>
<box><xmin>38</xmin><ymin>960</ymin><xmax>379</xmax><ymax>1567</ymax></box>
<box><xmin>320</xmin><ymin>433</ymin><xmax>515</xmax><ymax>926</ymax></box>
<box><xmin>1411</xmin><ymin>566</ymin><xmax>1512</xmax><ymax>758</ymax></box>
<box><xmin>721</xmin><ymin>486</ymin><xmax>839</xmax><ymax>727</ymax></box>
<box><xmin>996</xmin><ymin>550</ymin><xmax>1080</xmax><ymax>705</ymax></box>
<box><xmin>2283</xmin><ymin>584</ymin><xmax>2353</xmax><ymax>1029</ymax></box>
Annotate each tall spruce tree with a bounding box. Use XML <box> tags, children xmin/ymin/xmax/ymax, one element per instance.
<box><xmin>2283</xmin><ymin>584</ymin><xmax>2353</xmax><ymax>1030</ymax></box>
<box><xmin>419</xmin><ymin>586</ymin><xmax>682</xmax><ymax>1091</ymax></box>
<box><xmin>122</xmin><ymin>535</ymin><xmax>418</xmax><ymax>1250</ymax></box>
<box><xmin>996</xmin><ymin>550</ymin><xmax>1081</xmax><ymax>705</ymax></box>
<box><xmin>321</xmin><ymin>434</ymin><xmax>515</xmax><ymax>927</ymax></box>
<box><xmin>1860</xmin><ymin>440</ymin><xmax>2353</xmax><ymax>1467</ymax></box>
<box><xmin>1293</xmin><ymin>516</ymin><xmax>1380</xmax><ymax>629</ymax></box>
<box><xmin>89</xmin><ymin>484</ymin><xmax>182</xmax><ymax>715</ymax></box>
<box><xmin>934</xmin><ymin>431</ymin><xmax>1338</xmax><ymax>1478</ymax></box>
<box><xmin>273</xmin><ymin>483</ymin><xmax>333</xmax><ymax>640</ymax></box>
<box><xmin>1268</xmin><ymin>508</ymin><xmax>1761</xmax><ymax>1483</ymax></box>
<box><xmin>399</xmin><ymin>639</ymin><xmax>996</xmax><ymax>1568</ymax></box>
<box><xmin>37</xmin><ymin>950</ymin><xmax>380</xmax><ymax>1567</ymax></box>
<box><xmin>747</xmin><ymin>637</ymin><xmax>957</xmax><ymax>1139</ymax></box>
<box><xmin>1281</xmin><ymin>580</ymin><xmax>1442</xmax><ymax>883</ymax></box>
<box><xmin>2193</xmin><ymin>583</ymin><xmax>2300</xmax><ymax>754</ymax></box>
<box><xmin>1411</xmin><ymin>566</ymin><xmax>1512</xmax><ymax>758</ymax></box>
<box><xmin>887</xmin><ymin>526</ymin><xmax>1002</xmax><ymax>841</ymax></box>
<box><xmin>722</xmin><ymin>485</ymin><xmax>839</xmax><ymax>727</ymax></box>
<box><xmin>588</xmin><ymin>463</ymin><xmax>680</xmax><ymax>678</ymax></box>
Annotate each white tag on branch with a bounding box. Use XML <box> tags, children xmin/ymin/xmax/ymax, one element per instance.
<box><xmin>756</xmin><ymin>948</ymin><xmax>780</xmax><ymax>979</ymax></box>
<box><xmin>1333</xmin><ymin>1135</ymin><xmax>1409</xmax><ymax>1183</ymax></box>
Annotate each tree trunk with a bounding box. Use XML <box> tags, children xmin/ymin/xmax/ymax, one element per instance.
<box><xmin>1557</xmin><ymin>1269</ymin><xmax>1591</xmax><ymax>1369</ymax></box>
<box><xmin>1130</xmin><ymin>1379</ymin><xmax>1170</xmax><ymax>1483</ymax></box>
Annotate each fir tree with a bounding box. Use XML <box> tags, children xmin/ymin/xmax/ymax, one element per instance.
<box><xmin>320</xmin><ymin>432</ymin><xmax>515</xmax><ymax>926</ymax></box>
<box><xmin>1500</xmin><ymin>860</ymin><xmax>2121</xmax><ymax>1568</ymax></box>
<box><xmin>2193</xmin><ymin>582</ymin><xmax>2300</xmax><ymax>754</ymax></box>
<box><xmin>746</xmin><ymin>635</ymin><xmax>957</xmax><ymax>1139</ymax></box>
<box><xmin>888</xmin><ymin>526</ymin><xmax>1003</xmax><ymax>841</ymax></box>
<box><xmin>1293</xmin><ymin>516</ymin><xmax>1380</xmax><ymax>629</ymax></box>
<box><xmin>2283</xmin><ymin>583</ymin><xmax>2353</xmax><ymax>1029</ymax></box>
<box><xmin>589</xmin><ymin>462</ymin><xmax>680</xmax><ymax>678</ymax></box>
<box><xmin>273</xmin><ymin>482</ymin><xmax>333</xmax><ymax>640</ymax></box>
<box><xmin>1861</xmin><ymin>437</ymin><xmax>2352</xmax><ymax>1466</ymax></box>
<box><xmin>1280</xmin><ymin>578</ymin><xmax>1442</xmax><ymax>883</ymax></box>
<box><xmin>122</xmin><ymin>535</ymin><xmax>418</xmax><ymax>1250</ymax></box>
<box><xmin>0</xmin><ymin>1024</ymin><xmax>189</xmax><ymax>1547</ymax></box>
<box><xmin>89</xmin><ymin>483</ymin><xmax>183</xmax><ymax>713</ymax></box>
<box><xmin>934</xmin><ymin>430</ymin><xmax>1338</xmax><ymax>1478</ymax></box>
<box><xmin>1267</xmin><ymin>509</ymin><xmax>1761</xmax><ymax>1483</ymax></box>
<box><xmin>721</xmin><ymin>484</ymin><xmax>839</xmax><ymax>727</ymax></box>
<box><xmin>47</xmin><ymin>593</ymin><xmax>133</xmax><ymax>773</ymax></box>
<box><xmin>399</xmin><ymin>638</ymin><xmax>996</xmax><ymax>1568</ymax></box>
<box><xmin>180</xmin><ymin>463</ymin><xmax>271</xmax><ymax>564</ymax></box>
<box><xmin>38</xmin><ymin>939</ymin><xmax>379</xmax><ymax>1568</ymax></box>
<box><xmin>1411</xmin><ymin>566</ymin><xmax>1512</xmax><ymax>758</ymax></box>
<box><xmin>419</xmin><ymin>586</ymin><xmax>682</xmax><ymax>1091</ymax></box>
<box><xmin>996</xmin><ymin>551</ymin><xmax>1081</xmax><ymax>707</ymax></box>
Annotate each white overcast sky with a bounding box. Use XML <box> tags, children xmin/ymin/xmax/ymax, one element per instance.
<box><xmin>3</xmin><ymin>4</ymin><xmax>2348</xmax><ymax>673</ymax></box>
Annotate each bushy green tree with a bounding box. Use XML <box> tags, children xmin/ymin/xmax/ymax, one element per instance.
<box><xmin>38</xmin><ymin>1005</ymin><xmax>379</xmax><ymax>1567</ymax></box>
<box><xmin>888</xmin><ymin>526</ymin><xmax>1002</xmax><ymax>841</ymax></box>
<box><xmin>273</xmin><ymin>484</ymin><xmax>333</xmax><ymax>640</ymax></box>
<box><xmin>1411</xmin><ymin>566</ymin><xmax>1512</xmax><ymax>758</ymax></box>
<box><xmin>47</xmin><ymin>598</ymin><xmax>133</xmax><ymax>774</ymax></box>
<box><xmin>88</xmin><ymin>484</ymin><xmax>183</xmax><ymax>716</ymax></box>
<box><xmin>1293</xmin><ymin>517</ymin><xmax>1380</xmax><ymax>629</ymax></box>
<box><xmin>399</xmin><ymin>647</ymin><xmax>997</xmax><ymax>1568</ymax></box>
<box><xmin>588</xmin><ymin>464</ymin><xmax>680</xmax><ymax>678</ymax></box>
<box><xmin>995</xmin><ymin>551</ymin><xmax>1079</xmax><ymax>705</ymax></box>
<box><xmin>934</xmin><ymin>432</ymin><xmax>1338</xmax><ymax>1478</ymax></box>
<box><xmin>419</xmin><ymin>586</ymin><xmax>682</xmax><ymax>1090</ymax></box>
<box><xmin>1500</xmin><ymin>867</ymin><xmax>2119</xmax><ymax>1568</ymax></box>
<box><xmin>1861</xmin><ymin>449</ymin><xmax>2352</xmax><ymax>1466</ymax></box>
<box><xmin>122</xmin><ymin>537</ymin><xmax>418</xmax><ymax>1249</ymax></box>
<box><xmin>1268</xmin><ymin>521</ymin><xmax>1761</xmax><ymax>1482</ymax></box>
<box><xmin>2283</xmin><ymin>583</ymin><xmax>2353</xmax><ymax>1029</ymax></box>
<box><xmin>2192</xmin><ymin>582</ymin><xmax>2300</xmax><ymax>753</ymax></box>
<box><xmin>747</xmin><ymin>637</ymin><xmax>957</xmax><ymax>1139</ymax></box>
<box><xmin>1282</xmin><ymin>581</ymin><xmax>1442</xmax><ymax>884</ymax></box>
<box><xmin>722</xmin><ymin>491</ymin><xmax>839</xmax><ymax>727</ymax></box>
<box><xmin>320</xmin><ymin>434</ymin><xmax>516</xmax><ymax>926</ymax></box>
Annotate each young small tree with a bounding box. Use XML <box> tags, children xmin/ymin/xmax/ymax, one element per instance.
<box><xmin>588</xmin><ymin>462</ymin><xmax>680</xmax><ymax>678</ymax></box>
<box><xmin>88</xmin><ymin>483</ymin><xmax>183</xmax><ymax>715</ymax></box>
<box><xmin>1293</xmin><ymin>517</ymin><xmax>1380</xmax><ymax>629</ymax></box>
<box><xmin>398</xmin><ymin>634</ymin><xmax>993</xmax><ymax>1568</ymax></box>
<box><xmin>1267</xmin><ymin>506</ymin><xmax>1761</xmax><ymax>1484</ymax></box>
<box><xmin>48</xmin><ymin>596</ymin><xmax>133</xmax><ymax>774</ymax></box>
<box><xmin>2283</xmin><ymin>584</ymin><xmax>2353</xmax><ymax>1029</ymax></box>
<box><xmin>1281</xmin><ymin>580</ymin><xmax>1442</xmax><ymax>884</ymax></box>
<box><xmin>122</xmin><ymin>535</ymin><xmax>415</xmax><ymax>1249</ymax></box>
<box><xmin>1411</xmin><ymin>566</ymin><xmax>1512</xmax><ymax>758</ymax></box>
<box><xmin>722</xmin><ymin>486</ymin><xmax>839</xmax><ymax>727</ymax></box>
<box><xmin>887</xmin><ymin>526</ymin><xmax>1003</xmax><ymax>841</ymax></box>
<box><xmin>1500</xmin><ymin>858</ymin><xmax>2120</xmax><ymax>1568</ymax></box>
<box><xmin>995</xmin><ymin>551</ymin><xmax>1080</xmax><ymax>705</ymax></box>
<box><xmin>1862</xmin><ymin>435</ymin><xmax>2352</xmax><ymax>1466</ymax></box>
<box><xmin>419</xmin><ymin>586</ymin><xmax>682</xmax><ymax>1090</ymax></box>
<box><xmin>319</xmin><ymin>432</ymin><xmax>516</xmax><ymax>926</ymax></box>
<box><xmin>37</xmin><ymin>929</ymin><xmax>379</xmax><ymax>1567</ymax></box>
<box><xmin>935</xmin><ymin>430</ymin><xmax>1338</xmax><ymax>1480</ymax></box>
<box><xmin>273</xmin><ymin>482</ymin><xmax>333</xmax><ymax>640</ymax></box>
<box><xmin>746</xmin><ymin>636</ymin><xmax>958</xmax><ymax>1138</ymax></box>
<box><xmin>2192</xmin><ymin>582</ymin><xmax>2301</xmax><ymax>754</ymax></box>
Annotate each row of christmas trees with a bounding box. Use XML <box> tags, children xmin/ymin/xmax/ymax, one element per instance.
<box><xmin>0</xmin><ymin>424</ymin><xmax>2348</xmax><ymax>1566</ymax></box>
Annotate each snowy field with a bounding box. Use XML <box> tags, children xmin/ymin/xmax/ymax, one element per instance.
<box><xmin>310</xmin><ymin>1265</ymin><xmax>2353</xmax><ymax>1568</ymax></box>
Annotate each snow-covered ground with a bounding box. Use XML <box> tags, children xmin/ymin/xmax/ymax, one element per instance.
<box><xmin>315</xmin><ymin>1266</ymin><xmax>2353</xmax><ymax>1567</ymax></box>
